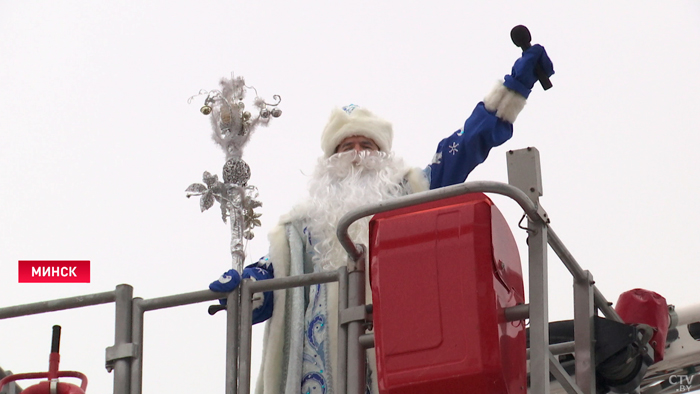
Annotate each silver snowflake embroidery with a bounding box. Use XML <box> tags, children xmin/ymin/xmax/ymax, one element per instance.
<box><xmin>431</xmin><ymin>152</ymin><xmax>442</xmax><ymax>165</ymax></box>
<box><xmin>449</xmin><ymin>142</ymin><xmax>459</xmax><ymax>155</ymax></box>
<box><xmin>252</xmin><ymin>267</ymin><xmax>267</xmax><ymax>276</ymax></box>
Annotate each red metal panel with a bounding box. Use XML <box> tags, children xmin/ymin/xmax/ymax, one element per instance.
<box><xmin>615</xmin><ymin>288</ymin><xmax>669</xmax><ymax>362</ymax></box>
<box><xmin>369</xmin><ymin>193</ymin><xmax>526</xmax><ymax>394</ymax></box>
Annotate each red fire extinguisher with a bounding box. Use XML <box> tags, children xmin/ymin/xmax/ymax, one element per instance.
<box><xmin>0</xmin><ymin>325</ymin><xmax>88</xmax><ymax>394</ymax></box>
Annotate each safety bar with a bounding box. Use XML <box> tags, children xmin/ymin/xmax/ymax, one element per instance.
<box><xmin>0</xmin><ymin>291</ymin><xmax>116</xmax><ymax>319</ymax></box>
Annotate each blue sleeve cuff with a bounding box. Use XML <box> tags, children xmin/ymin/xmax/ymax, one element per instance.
<box><xmin>503</xmin><ymin>75</ymin><xmax>531</xmax><ymax>99</ymax></box>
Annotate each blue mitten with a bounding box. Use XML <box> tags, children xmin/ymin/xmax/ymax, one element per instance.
<box><xmin>503</xmin><ymin>44</ymin><xmax>554</xmax><ymax>99</ymax></box>
<box><xmin>242</xmin><ymin>259</ymin><xmax>274</xmax><ymax>324</ymax></box>
<box><xmin>242</xmin><ymin>264</ymin><xmax>274</xmax><ymax>281</ymax></box>
<box><xmin>209</xmin><ymin>269</ymin><xmax>241</xmax><ymax>305</ymax></box>
<box><xmin>208</xmin><ymin>259</ymin><xmax>275</xmax><ymax>322</ymax></box>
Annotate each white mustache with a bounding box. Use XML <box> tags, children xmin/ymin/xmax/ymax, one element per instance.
<box><xmin>300</xmin><ymin>151</ymin><xmax>408</xmax><ymax>271</ymax></box>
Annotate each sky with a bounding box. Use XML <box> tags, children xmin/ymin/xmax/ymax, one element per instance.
<box><xmin>1</xmin><ymin>2</ymin><xmax>700</xmax><ymax>393</ymax></box>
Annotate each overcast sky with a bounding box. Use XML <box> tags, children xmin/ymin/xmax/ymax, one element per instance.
<box><xmin>2</xmin><ymin>2</ymin><xmax>699</xmax><ymax>393</ymax></box>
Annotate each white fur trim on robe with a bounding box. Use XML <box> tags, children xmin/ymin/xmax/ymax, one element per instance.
<box><xmin>256</xmin><ymin>223</ymin><xmax>290</xmax><ymax>394</ymax></box>
<box><xmin>255</xmin><ymin>167</ymin><xmax>429</xmax><ymax>394</ymax></box>
<box><xmin>405</xmin><ymin>167</ymin><xmax>430</xmax><ymax>194</ymax></box>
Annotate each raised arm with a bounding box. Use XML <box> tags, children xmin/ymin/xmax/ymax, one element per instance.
<box><xmin>428</xmin><ymin>44</ymin><xmax>554</xmax><ymax>189</ymax></box>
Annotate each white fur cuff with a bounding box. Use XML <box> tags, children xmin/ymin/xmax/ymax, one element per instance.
<box><xmin>483</xmin><ymin>81</ymin><xmax>527</xmax><ymax>123</ymax></box>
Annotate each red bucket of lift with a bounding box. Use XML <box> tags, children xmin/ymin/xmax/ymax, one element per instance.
<box><xmin>369</xmin><ymin>193</ymin><xmax>526</xmax><ymax>394</ymax></box>
<box><xmin>0</xmin><ymin>325</ymin><xmax>88</xmax><ymax>394</ymax></box>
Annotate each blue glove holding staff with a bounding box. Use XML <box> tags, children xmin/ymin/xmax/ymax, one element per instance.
<box><xmin>209</xmin><ymin>257</ymin><xmax>274</xmax><ymax>324</ymax></box>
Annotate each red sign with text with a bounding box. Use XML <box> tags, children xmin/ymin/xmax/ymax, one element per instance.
<box><xmin>18</xmin><ymin>261</ymin><xmax>91</xmax><ymax>283</ymax></box>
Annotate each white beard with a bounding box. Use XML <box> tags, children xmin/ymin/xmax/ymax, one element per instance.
<box><xmin>293</xmin><ymin>151</ymin><xmax>409</xmax><ymax>271</ymax></box>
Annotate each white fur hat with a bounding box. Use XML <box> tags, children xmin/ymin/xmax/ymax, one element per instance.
<box><xmin>320</xmin><ymin>105</ymin><xmax>393</xmax><ymax>157</ymax></box>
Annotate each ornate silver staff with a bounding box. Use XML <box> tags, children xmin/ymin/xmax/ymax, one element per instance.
<box><xmin>185</xmin><ymin>74</ymin><xmax>282</xmax><ymax>273</ymax></box>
